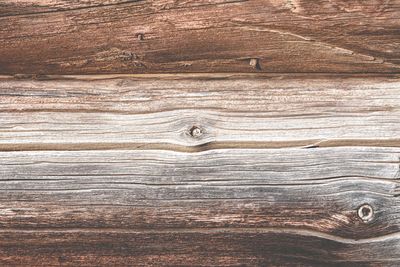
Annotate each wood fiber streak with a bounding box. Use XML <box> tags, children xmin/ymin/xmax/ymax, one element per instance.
<box><xmin>0</xmin><ymin>0</ymin><xmax>400</xmax><ymax>74</ymax></box>
<box><xmin>1</xmin><ymin>75</ymin><xmax>400</xmax><ymax>150</ymax></box>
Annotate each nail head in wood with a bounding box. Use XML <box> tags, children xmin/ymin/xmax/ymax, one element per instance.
<box><xmin>357</xmin><ymin>204</ymin><xmax>374</xmax><ymax>222</ymax></box>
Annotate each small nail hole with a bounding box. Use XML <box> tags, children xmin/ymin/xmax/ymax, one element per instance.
<box><xmin>189</xmin><ymin>126</ymin><xmax>203</xmax><ymax>138</ymax></box>
<box><xmin>136</xmin><ymin>33</ymin><xmax>144</xmax><ymax>41</ymax></box>
<box><xmin>357</xmin><ymin>204</ymin><xmax>374</xmax><ymax>222</ymax></box>
<box><xmin>249</xmin><ymin>58</ymin><xmax>261</xmax><ymax>70</ymax></box>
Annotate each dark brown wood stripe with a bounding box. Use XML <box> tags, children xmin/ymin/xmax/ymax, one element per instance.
<box><xmin>0</xmin><ymin>230</ymin><xmax>399</xmax><ymax>266</ymax></box>
<box><xmin>0</xmin><ymin>0</ymin><xmax>399</xmax><ymax>74</ymax></box>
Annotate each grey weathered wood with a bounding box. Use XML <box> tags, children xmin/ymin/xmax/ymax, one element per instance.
<box><xmin>1</xmin><ymin>147</ymin><xmax>400</xmax><ymax>265</ymax></box>
<box><xmin>1</xmin><ymin>147</ymin><xmax>400</xmax><ymax>237</ymax></box>
<box><xmin>0</xmin><ymin>75</ymin><xmax>399</xmax><ymax>150</ymax></box>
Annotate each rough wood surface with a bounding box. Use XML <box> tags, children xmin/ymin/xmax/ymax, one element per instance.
<box><xmin>1</xmin><ymin>230</ymin><xmax>399</xmax><ymax>266</ymax></box>
<box><xmin>1</xmin><ymin>0</ymin><xmax>400</xmax><ymax>74</ymax></box>
<box><xmin>1</xmin><ymin>74</ymin><xmax>400</xmax><ymax>150</ymax></box>
<box><xmin>2</xmin><ymin>147</ymin><xmax>400</xmax><ymax>239</ymax></box>
<box><xmin>0</xmin><ymin>75</ymin><xmax>400</xmax><ymax>265</ymax></box>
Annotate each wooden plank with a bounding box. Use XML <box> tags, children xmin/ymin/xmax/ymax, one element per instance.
<box><xmin>1</xmin><ymin>230</ymin><xmax>399</xmax><ymax>266</ymax></box>
<box><xmin>1</xmin><ymin>147</ymin><xmax>399</xmax><ymax>239</ymax></box>
<box><xmin>1</xmin><ymin>147</ymin><xmax>400</xmax><ymax>265</ymax></box>
<box><xmin>0</xmin><ymin>75</ymin><xmax>399</xmax><ymax>150</ymax></box>
<box><xmin>0</xmin><ymin>1</ymin><xmax>400</xmax><ymax>74</ymax></box>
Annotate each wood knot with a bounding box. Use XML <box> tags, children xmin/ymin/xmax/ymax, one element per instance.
<box><xmin>357</xmin><ymin>204</ymin><xmax>374</xmax><ymax>223</ymax></box>
<box><xmin>189</xmin><ymin>126</ymin><xmax>203</xmax><ymax>138</ymax></box>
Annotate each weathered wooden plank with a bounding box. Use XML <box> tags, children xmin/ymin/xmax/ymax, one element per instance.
<box><xmin>1</xmin><ymin>75</ymin><xmax>399</xmax><ymax>150</ymax></box>
<box><xmin>0</xmin><ymin>1</ymin><xmax>400</xmax><ymax>74</ymax></box>
<box><xmin>1</xmin><ymin>148</ymin><xmax>399</xmax><ymax>239</ymax></box>
<box><xmin>0</xmin><ymin>147</ymin><xmax>399</xmax><ymax>265</ymax></box>
<box><xmin>0</xmin><ymin>230</ymin><xmax>399</xmax><ymax>266</ymax></box>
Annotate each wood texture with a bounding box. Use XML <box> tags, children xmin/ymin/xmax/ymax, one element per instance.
<box><xmin>1</xmin><ymin>75</ymin><xmax>400</xmax><ymax>265</ymax></box>
<box><xmin>2</xmin><ymin>147</ymin><xmax>400</xmax><ymax>238</ymax></box>
<box><xmin>1</xmin><ymin>231</ymin><xmax>399</xmax><ymax>266</ymax></box>
<box><xmin>1</xmin><ymin>0</ymin><xmax>400</xmax><ymax>74</ymax></box>
<box><xmin>2</xmin><ymin>0</ymin><xmax>400</xmax><ymax>264</ymax></box>
<box><xmin>1</xmin><ymin>74</ymin><xmax>400</xmax><ymax>150</ymax></box>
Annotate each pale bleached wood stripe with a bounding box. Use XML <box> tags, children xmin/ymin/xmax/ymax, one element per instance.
<box><xmin>1</xmin><ymin>75</ymin><xmax>400</xmax><ymax>113</ymax></box>
<box><xmin>1</xmin><ymin>110</ymin><xmax>399</xmax><ymax>148</ymax></box>
<box><xmin>1</xmin><ymin>147</ymin><xmax>399</xmax><ymax>239</ymax></box>
<box><xmin>0</xmin><ymin>76</ymin><xmax>399</xmax><ymax>149</ymax></box>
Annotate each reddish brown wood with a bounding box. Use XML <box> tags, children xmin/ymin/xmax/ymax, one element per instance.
<box><xmin>0</xmin><ymin>0</ymin><xmax>400</xmax><ymax>74</ymax></box>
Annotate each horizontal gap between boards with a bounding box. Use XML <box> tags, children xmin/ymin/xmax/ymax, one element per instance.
<box><xmin>1</xmin><ymin>139</ymin><xmax>400</xmax><ymax>152</ymax></box>
<box><xmin>1</xmin><ymin>73</ymin><xmax>400</xmax><ymax>81</ymax></box>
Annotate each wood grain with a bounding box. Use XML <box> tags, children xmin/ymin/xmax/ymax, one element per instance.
<box><xmin>1</xmin><ymin>0</ymin><xmax>400</xmax><ymax>74</ymax></box>
<box><xmin>0</xmin><ymin>74</ymin><xmax>400</xmax><ymax>265</ymax></box>
<box><xmin>1</xmin><ymin>75</ymin><xmax>400</xmax><ymax>150</ymax></box>
<box><xmin>1</xmin><ymin>230</ymin><xmax>399</xmax><ymax>266</ymax></box>
<box><xmin>1</xmin><ymin>147</ymin><xmax>399</xmax><ymax>265</ymax></box>
<box><xmin>1</xmin><ymin>147</ymin><xmax>400</xmax><ymax>239</ymax></box>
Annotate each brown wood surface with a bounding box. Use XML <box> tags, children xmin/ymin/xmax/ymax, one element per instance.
<box><xmin>1</xmin><ymin>0</ymin><xmax>400</xmax><ymax>74</ymax></box>
<box><xmin>1</xmin><ymin>0</ymin><xmax>400</xmax><ymax>264</ymax></box>
<box><xmin>0</xmin><ymin>74</ymin><xmax>399</xmax><ymax>266</ymax></box>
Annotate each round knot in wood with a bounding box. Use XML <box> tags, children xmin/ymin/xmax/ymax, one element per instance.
<box><xmin>357</xmin><ymin>204</ymin><xmax>374</xmax><ymax>223</ymax></box>
<box><xmin>189</xmin><ymin>126</ymin><xmax>203</xmax><ymax>138</ymax></box>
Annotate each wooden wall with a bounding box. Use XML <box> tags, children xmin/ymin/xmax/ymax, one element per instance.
<box><xmin>0</xmin><ymin>0</ymin><xmax>400</xmax><ymax>266</ymax></box>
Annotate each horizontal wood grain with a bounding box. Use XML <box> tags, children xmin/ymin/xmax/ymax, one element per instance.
<box><xmin>1</xmin><ymin>75</ymin><xmax>399</xmax><ymax>150</ymax></box>
<box><xmin>1</xmin><ymin>147</ymin><xmax>400</xmax><ymax>265</ymax></box>
<box><xmin>1</xmin><ymin>0</ymin><xmax>400</xmax><ymax>74</ymax></box>
<box><xmin>1</xmin><ymin>147</ymin><xmax>400</xmax><ymax>239</ymax></box>
<box><xmin>0</xmin><ymin>0</ymin><xmax>135</xmax><ymax>16</ymax></box>
<box><xmin>1</xmin><ymin>230</ymin><xmax>399</xmax><ymax>266</ymax></box>
<box><xmin>1</xmin><ymin>74</ymin><xmax>399</xmax><ymax>265</ymax></box>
